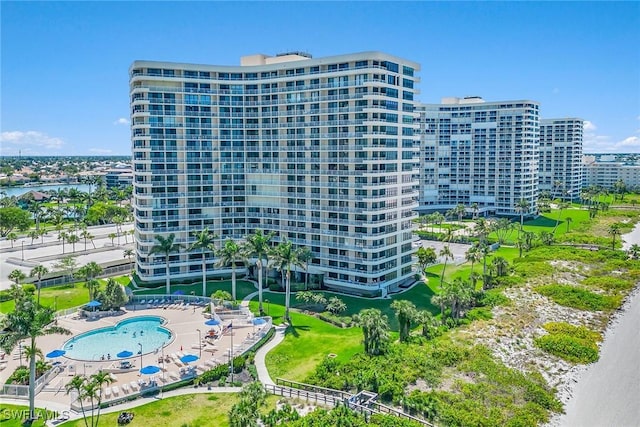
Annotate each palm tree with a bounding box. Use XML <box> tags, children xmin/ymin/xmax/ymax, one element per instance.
<box><xmin>0</xmin><ymin>294</ymin><xmax>70</xmax><ymax>423</ymax></box>
<box><xmin>29</xmin><ymin>265</ymin><xmax>48</xmax><ymax>304</ymax></box>
<box><xmin>58</xmin><ymin>230</ymin><xmax>68</xmax><ymax>254</ymax></box>
<box><xmin>391</xmin><ymin>300</ymin><xmax>417</xmax><ymax>342</ymax></box>
<box><xmin>417</xmin><ymin>310</ymin><xmax>439</xmax><ymax>339</ymax></box>
<box><xmin>188</xmin><ymin>228</ymin><xmax>218</xmax><ymax>297</ymax></box>
<box><xmin>454</xmin><ymin>203</ymin><xmax>466</xmax><ymax>222</ymax></box>
<box><xmin>150</xmin><ymin>233</ymin><xmax>182</xmax><ymax>294</ymax></box>
<box><xmin>245</xmin><ymin>229</ymin><xmax>275</xmax><ymax>313</ymax></box>
<box><xmin>627</xmin><ymin>244</ymin><xmax>640</xmax><ymax>260</ymax></box>
<box><xmin>67</xmin><ymin>233</ymin><xmax>80</xmax><ymax>252</ymax></box>
<box><xmin>65</xmin><ymin>371</ymin><xmax>113</xmax><ymax>427</ymax></box>
<box><xmin>298</xmin><ymin>247</ymin><xmax>313</xmax><ymax>290</ymax></box>
<box><xmin>354</xmin><ymin>308</ymin><xmax>390</xmax><ymax>356</ymax></box>
<box><xmin>416</xmin><ymin>246</ymin><xmax>437</xmax><ymax>274</ymax></box>
<box><xmin>76</xmin><ymin>262</ymin><xmax>103</xmax><ymax>301</ymax></box>
<box><xmin>470</xmin><ymin>202</ymin><xmax>479</xmax><ymax>220</ymax></box>
<box><xmin>270</xmin><ymin>239</ymin><xmax>305</xmax><ymax>322</ymax></box>
<box><xmin>81</xmin><ymin>230</ymin><xmax>95</xmax><ymax>251</ymax></box>
<box><xmin>7</xmin><ymin>232</ymin><xmax>18</xmax><ymax>248</ymax></box>
<box><xmin>608</xmin><ymin>223</ymin><xmax>622</xmax><ymax>250</ymax></box>
<box><xmin>491</xmin><ymin>256</ymin><xmax>510</xmax><ymax>277</ymax></box>
<box><xmin>465</xmin><ymin>244</ymin><xmax>481</xmax><ymax>285</ymax></box>
<box><xmin>216</xmin><ymin>239</ymin><xmax>246</xmax><ymax>302</ymax></box>
<box><xmin>514</xmin><ymin>198</ymin><xmax>531</xmax><ymax>232</ymax></box>
<box><xmin>123</xmin><ymin>248</ymin><xmax>135</xmax><ymax>272</ymax></box>
<box><xmin>438</xmin><ymin>245</ymin><xmax>453</xmax><ymax>285</ymax></box>
<box><xmin>565</xmin><ymin>216</ymin><xmax>573</xmax><ymax>233</ymax></box>
<box><xmin>539</xmin><ymin>231</ymin><xmax>554</xmax><ymax>246</ymax></box>
<box><xmin>8</xmin><ymin>269</ymin><xmax>26</xmax><ymax>286</ymax></box>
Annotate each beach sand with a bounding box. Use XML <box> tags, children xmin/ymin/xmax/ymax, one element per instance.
<box><xmin>553</xmin><ymin>223</ymin><xmax>640</xmax><ymax>426</ymax></box>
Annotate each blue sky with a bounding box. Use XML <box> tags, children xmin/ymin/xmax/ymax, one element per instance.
<box><xmin>1</xmin><ymin>1</ymin><xmax>639</xmax><ymax>156</ymax></box>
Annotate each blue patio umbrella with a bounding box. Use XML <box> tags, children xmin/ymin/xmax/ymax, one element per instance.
<box><xmin>117</xmin><ymin>350</ymin><xmax>133</xmax><ymax>358</ymax></box>
<box><xmin>86</xmin><ymin>300</ymin><xmax>102</xmax><ymax>307</ymax></box>
<box><xmin>172</xmin><ymin>290</ymin><xmax>185</xmax><ymax>295</ymax></box>
<box><xmin>252</xmin><ymin>318</ymin><xmax>267</xmax><ymax>326</ymax></box>
<box><xmin>180</xmin><ymin>354</ymin><xmax>199</xmax><ymax>364</ymax></box>
<box><xmin>46</xmin><ymin>349</ymin><xmax>66</xmax><ymax>358</ymax></box>
<box><xmin>140</xmin><ymin>365</ymin><xmax>161</xmax><ymax>375</ymax></box>
<box><xmin>204</xmin><ymin>319</ymin><xmax>220</xmax><ymax>326</ymax></box>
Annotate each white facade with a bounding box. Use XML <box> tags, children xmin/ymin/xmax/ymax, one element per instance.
<box><xmin>539</xmin><ymin>118</ymin><xmax>583</xmax><ymax>200</ymax></box>
<box><xmin>130</xmin><ymin>52</ymin><xmax>420</xmax><ymax>294</ymax></box>
<box><xmin>583</xmin><ymin>158</ymin><xmax>640</xmax><ymax>190</ymax></box>
<box><xmin>417</xmin><ymin>97</ymin><xmax>540</xmax><ymax>216</ymax></box>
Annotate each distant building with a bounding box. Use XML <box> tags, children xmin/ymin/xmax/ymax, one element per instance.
<box><xmin>417</xmin><ymin>97</ymin><xmax>539</xmax><ymax>217</ymax></box>
<box><xmin>583</xmin><ymin>156</ymin><xmax>640</xmax><ymax>190</ymax></box>
<box><xmin>539</xmin><ymin>118</ymin><xmax>583</xmax><ymax>200</ymax></box>
<box><xmin>105</xmin><ymin>168</ymin><xmax>133</xmax><ymax>188</ymax></box>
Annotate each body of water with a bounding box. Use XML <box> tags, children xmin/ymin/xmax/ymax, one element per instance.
<box><xmin>62</xmin><ymin>316</ymin><xmax>172</xmax><ymax>361</ymax></box>
<box><xmin>0</xmin><ymin>183</ymin><xmax>92</xmax><ymax>198</ymax></box>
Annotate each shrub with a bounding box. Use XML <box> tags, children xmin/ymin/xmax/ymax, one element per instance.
<box><xmin>581</xmin><ymin>276</ymin><xmax>634</xmax><ymax>292</ymax></box>
<box><xmin>479</xmin><ymin>289</ymin><xmax>510</xmax><ymax>307</ymax></box>
<box><xmin>534</xmin><ymin>335</ymin><xmax>599</xmax><ymax>364</ymax></box>
<box><xmin>534</xmin><ymin>322</ymin><xmax>601</xmax><ymax>364</ymax></box>
<box><xmin>535</xmin><ymin>284</ymin><xmax>621</xmax><ymax>311</ymax></box>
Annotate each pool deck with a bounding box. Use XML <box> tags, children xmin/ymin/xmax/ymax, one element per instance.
<box><xmin>0</xmin><ymin>303</ymin><xmax>269</xmax><ymax>408</ymax></box>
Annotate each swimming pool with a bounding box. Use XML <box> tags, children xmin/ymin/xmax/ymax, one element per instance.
<box><xmin>62</xmin><ymin>316</ymin><xmax>172</xmax><ymax>361</ymax></box>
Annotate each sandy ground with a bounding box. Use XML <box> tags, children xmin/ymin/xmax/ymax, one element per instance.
<box><xmin>556</xmin><ymin>288</ymin><xmax>640</xmax><ymax>427</ymax></box>
<box><xmin>548</xmin><ymin>222</ymin><xmax>640</xmax><ymax>426</ymax></box>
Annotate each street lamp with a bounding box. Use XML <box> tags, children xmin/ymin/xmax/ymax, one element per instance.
<box><xmin>138</xmin><ymin>343</ymin><xmax>143</xmax><ymax>372</ymax></box>
<box><xmin>265</xmin><ymin>299</ymin><xmax>270</xmax><ymax>316</ymax></box>
<box><xmin>21</xmin><ymin>241</ymin><xmax>24</xmax><ymax>261</ymax></box>
<box><xmin>196</xmin><ymin>329</ymin><xmax>202</xmax><ymax>358</ymax></box>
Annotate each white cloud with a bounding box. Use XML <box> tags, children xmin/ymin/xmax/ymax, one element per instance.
<box><xmin>113</xmin><ymin>118</ymin><xmax>130</xmax><ymax>126</ymax></box>
<box><xmin>583</xmin><ymin>121</ymin><xmax>640</xmax><ymax>153</ymax></box>
<box><xmin>89</xmin><ymin>148</ymin><xmax>113</xmax><ymax>154</ymax></box>
<box><xmin>0</xmin><ymin>131</ymin><xmax>64</xmax><ymax>155</ymax></box>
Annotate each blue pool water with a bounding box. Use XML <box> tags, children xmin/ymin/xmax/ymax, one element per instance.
<box><xmin>62</xmin><ymin>316</ymin><xmax>172</xmax><ymax>361</ymax></box>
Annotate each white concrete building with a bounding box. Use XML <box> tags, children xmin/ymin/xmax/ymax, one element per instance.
<box><xmin>417</xmin><ymin>97</ymin><xmax>539</xmax><ymax>217</ymax></box>
<box><xmin>130</xmin><ymin>52</ymin><xmax>420</xmax><ymax>295</ymax></box>
<box><xmin>583</xmin><ymin>157</ymin><xmax>640</xmax><ymax>190</ymax></box>
<box><xmin>539</xmin><ymin>118</ymin><xmax>583</xmax><ymax>200</ymax></box>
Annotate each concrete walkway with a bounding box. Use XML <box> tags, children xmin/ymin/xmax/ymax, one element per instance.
<box><xmin>240</xmin><ymin>289</ymin><xmax>288</xmax><ymax>386</ymax></box>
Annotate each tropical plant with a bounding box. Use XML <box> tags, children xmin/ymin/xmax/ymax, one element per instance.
<box><xmin>245</xmin><ymin>229</ymin><xmax>274</xmax><ymax>313</ymax></box>
<box><xmin>354</xmin><ymin>308</ymin><xmax>390</xmax><ymax>356</ymax></box>
<box><xmin>123</xmin><ymin>248</ymin><xmax>135</xmax><ymax>271</ymax></box>
<box><xmin>326</xmin><ymin>296</ymin><xmax>347</xmax><ymax>315</ymax></box>
<box><xmin>0</xmin><ymin>294</ymin><xmax>70</xmax><ymax>422</ymax></box>
<box><xmin>439</xmin><ymin>245</ymin><xmax>453</xmax><ymax>285</ymax></box>
<box><xmin>229</xmin><ymin>382</ymin><xmax>267</xmax><ymax>427</ymax></box>
<box><xmin>150</xmin><ymin>233</ymin><xmax>182</xmax><ymax>294</ymax></box>
<box><xmin>216</xmin><ymin>238</ymin><xmax>247</xmax><ymax>301</ymax></box>
<box><xmin>65</xmin><ymin>371</ymin><xmax>114</xmax><ymax>427</ymax></box>
<box><xmin>491</xmin><ymin>256</ymin><xmax>510</xmax><ymax>277</ymax></box>
<box><xmin>8</xmin><ymin>268</ymin><xmax>26</xmax><ymax>286</ymax></box>
<box><xmin>416</xmin><ymin>310</ymin><xmax>440</xmax><ymax>339</ymax></box>
<box><xmin>608</xmin><ymin>223</ymin><xmax>622</xmax><ymax>250</ymax></box>
<box><xmin>67</xmin><ymin>233</ymin><xmax>80</xmax><ymax>252</ymax></box>
<box><xmin>76</xmin><ymin>262</ymin><xmax>103</xmax><ymax>300</ymax></box>
<box><xmin>188</xmin><ymin>227</ymin><xmax>218</xmax><ymax>297</ymax></box>
<box><xmin>29</xmin><ymin>264</ymin><xmax>48</xmax><ymax>304</ymax></box>
<box><xmin>539</xmin><ymin>231</ymin><xmax>554</xmax><ymax>246</ymax></box>
<box><xmin>7</xmin><ymin>231</ymin><xmax>18</xmax><ymax>248</ymax></box>
<box><xmin>416</xmin><ymin>246</ymin><xmax>437</xmax><ymax>274</ymax></box>
<box><xmin>514</xmin><ymin>198</ymin><xmax>531</xmax><ymax>232</ymax></box>
<box><xmin>270</xmin><ymin>239</ymin><xmax>305</xmax><ymax>322</ymax></box>
<box><xmin>391</xmin><ymin>300</ymin><xmax>417</xmax><ymax>342</ymax></box>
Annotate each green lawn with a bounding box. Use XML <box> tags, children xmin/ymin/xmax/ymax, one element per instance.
<box><xmin>59</xmin><ymin>393</ymin><xmax>279</xmax><ymax>427</ymax></box>
<box><xmin>259</xmin><ymin>301</ymin><xmax>363</xmax><ymax>382</ymax></box>
<box><xmin>0</xmin><ymin>404</ymin><xmax>48</xmax><ymax>427</ymax></box>
<box><xmin>0</xmin><ymin>282</ymin><xmax>91</xmax><ymax>314</ymax></box>
<box><xmin>132</xmin><ymin>279</ymin><xmax>257</xmax><ymax>300</ymax></box>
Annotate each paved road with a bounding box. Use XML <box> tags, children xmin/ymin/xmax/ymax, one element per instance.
<box><xmin>0</xmin><ymin>223</ymin><xmax>134</xmax><ymax>290</ymax></box>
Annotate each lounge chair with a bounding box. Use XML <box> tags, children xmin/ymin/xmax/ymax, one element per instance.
<box><xmin>168</xmin><ymin>371</ymin><xmax>179</xmax><ymax>380</ymax></box>
<box><xmin>122</xmin><ymin>383</ymin><xmax>130</xmax><ymax>394</ymax></box>
<box><xmin>205</xmin><ymin>359</ymin><xmax>217</xmax><ymax>368</ymax></box>
<box><xmin>109</xmin><ymin>373</ymin><xmax>118</xmax><ymax>382</ymax></box>
<box><xmin>130</xmin><ymin>381</ymin><xmax>139</xmax><ymax>391</ymax></box>
<box><xmin>112</xmin><ymin>386</ymin><xmax>120</xmax><ymax>396</ymax></box>
<box><xmin>104</xmin><ymin>387</ymin><xmax>112</xmax><ymax>399</ymax></box>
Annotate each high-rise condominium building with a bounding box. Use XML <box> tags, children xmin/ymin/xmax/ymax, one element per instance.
<box><xmin>417</xmin><ymin>97</ymin><xmax>539</xmax><ymax>216</ymax></box>
<box><xmin>539</xmin><ymin>118</ymin><xmax>583</xmax><ymax>200</ymax></box>
<box><xmin>130</xmin><ymin>52</ymin><xmax>420</xmax><ymax>295</ymax></box>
